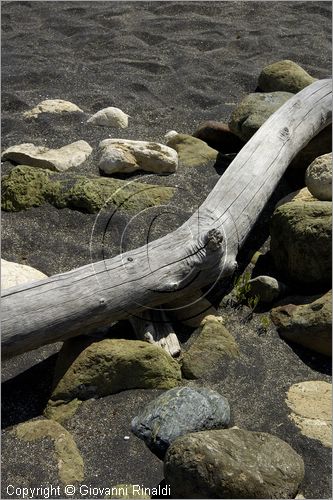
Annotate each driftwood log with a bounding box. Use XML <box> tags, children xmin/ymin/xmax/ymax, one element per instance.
<box><xmin>2</xmin><ymin>79</ymin><xmax>332</xmax><ymax>358</ymax></box>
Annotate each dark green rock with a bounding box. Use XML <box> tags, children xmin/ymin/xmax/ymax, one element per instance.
<box><xmin>131</xmin><ymin>386</ymin><xmax>230</xmax><ymax>459</ymax></box>
<box><xmin>258</xmin><ymin>60</ymin><xmax>316</xmax><ymax>93</ymax></box>
<box><xmin>166</xmin><ymin>134</ymin><xmax>218</xmax><ymax>168</ymax></box>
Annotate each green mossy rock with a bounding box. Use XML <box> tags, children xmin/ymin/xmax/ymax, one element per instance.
<box><xmin>164</xmin><ymin>428</ymin><xmax>304</xmax><ymax>499</ymax></box>
<box><xmin>167</xmin><ymin>133</ymin><xmax>218</xmax><ymax>167</ymax></box>
<box><xmin>270</xmin><ymin>201</ymin><xmax>332</xmax><ymax>286</ymax></box>
<box><xmin>229</xmin><ymin>91</ymin><xmax>292</xmax><ymax>142</ymax></box>
<box><xmin>1</xmin><ymin>165</ymin><xmax>63</xmax><ymax>211</ymax></box>
<box><xmin>1</xmin><ymin>165</ymin><xmax>175</xmax><ymax>213</ymax></box>
<box><xmin>258</xmin><ymin>60</ymin><xmax>316</xmax><ymax>93</ymax></box>
<box><xmin>13</xmin><ymin>418</ymin><xmax>84</xmax><ymax>485</ymax></box>
<box><xmin>44</xmin><ymin>398</ymin><xmax>83</xmax><ymax>424</ymax></box>
<box><xmin>271</xmin><ymin>290</ymin><xmax>332</xmax><ymax>356</ymax></box>
<box><xmin>181</xmin><ymin>316</ymin><xmax>239</xmax><ymax>379</ymax></box>
<box><xmin>50</xmin><ymin>339</ymin><xmax>182</xmax><ymax>403</ymax></box>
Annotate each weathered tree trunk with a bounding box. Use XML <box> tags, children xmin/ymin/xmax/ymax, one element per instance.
<box><xmin>2</xmin><ymin>79</ymin><xmax>331</xmax><ymax>358</ymax></box>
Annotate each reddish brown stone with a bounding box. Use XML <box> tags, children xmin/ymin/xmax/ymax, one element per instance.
<box><xmin>192</xmin><ymin>121</ymin><xmax>244</xmax><ymax>154</ymax></box>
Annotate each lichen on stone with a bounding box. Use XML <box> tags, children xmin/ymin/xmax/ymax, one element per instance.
<box><xmin>13</xmin><ymin>418</ymin><xmax>84</xmax><ymax>485</ymax></box>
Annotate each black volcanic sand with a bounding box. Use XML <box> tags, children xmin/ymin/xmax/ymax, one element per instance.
<box><xmin>1</xmin><ymin>2</ymin><xmax>332</xmax><ymax>499</ymax></box>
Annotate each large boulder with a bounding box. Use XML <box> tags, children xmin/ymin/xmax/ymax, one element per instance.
<box><xmin>258</xmin><ymin>60</ymin><xmax>316</xmax><ymax>93</ymax></box>
<box><xmin>98</xmin><ymin>139</ymin><xmax>178</xmax><ymax>174</ymax></box>
<box><xmin>286</xmin><ymin>380</ymin><xmax>332</xmax><ymax>448</ymax></box>
<box><xmin>1</xmin><ymin>165</ymin><xmax>175</xmax><ymax>213</ymax></box>
<box><xmin>270</xmin><ymin>201</ymin><xmax>332</xmax><ymax>286</ymax></box>
<box><xmin>275</xmin><ymin>187</ymin><xmax>316</xmax><ymax>208</ymax></box>
<box><xmin>1</xmin><ymin>140</ymin><xmax>92</xmax><ymax>172</ymax></box>
<box><xmin>305</xmin><ymin>152</ymin><xmax>332</xmax><ymax>201</ymax></box>
<box><xmin>131</xmin><ymin>386</ymin><xmax>230</xmax><ymax>459</ymax></box>
<box><xmin>49</xmin><ymin>339</ymin><xmax>182</xmax><ymax>403</ymax></box>
<box><xmin>270</xmin><ymin>290</ymin><xmax>332</xmax><ymax>356</ymax></box>
<box><xmin>1</xmin><ymin>258</ymin><xmax>47</xmax><ymax>288</ymax></box>
<box><xmin>23</xmin><ymin>99</ymin><xmax>84</xmax><ymax>119</ymax></box>
<box><xmin>164</xmin><ymin>428</ymin><xmax>304</xmax><ymax>499</ymax></box>
<box><xmin>181</xmin><ymin>315</ymin><xmax>239</xmax><ymax>379</ymax></box>
<box><xmin>228</xmin><ymin>91</ymin><xmax>292</xmax><ymax>141</ymax></box>
<box><xmin>192</xmin><ymin>121</ymin><xmax>244</xmax><ymax>154</ymax></box>
<box><xmin>165</xmin><ymin>133</ymin><xmax>218</xmax><ymax>168</ymax></box>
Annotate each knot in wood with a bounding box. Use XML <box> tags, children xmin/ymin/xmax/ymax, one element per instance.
<box><xmin>278</xmin><ymin>126</ymin><xmax>290</xmax><ymax>142</ymax></box>
<box><xmin>204</xmin><ymin>228</ymin><xmax>224</xmax><ymax>251</ymax></box>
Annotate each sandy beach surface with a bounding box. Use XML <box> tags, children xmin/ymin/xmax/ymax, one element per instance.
<box><xmin>1</xmin><ymin>2</ymin><xmax>332</xmax><ymax>499</ymax></box>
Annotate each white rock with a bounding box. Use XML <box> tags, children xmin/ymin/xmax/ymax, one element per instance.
<box><xmin>1</xmin><ymin>140</ymin><xmax>92</xmax><ymax>172</ymax></box>
<box><xmin>23</xmin><ymin>99</ymin><xmax>84</xmax><ymax>119</ymax></box>
<box><xmin>305</xmin><ymin>152</ymin><xmax>332</xmax><ymax>201</ymax></box>
<box><xmin>87</xmin><ymin>107</ymin><xmax>129</xmax><ymax>128</ymax></box>
<box><xmin>164</xmin><ymin>130</ymin><xmax>179</xmax><ymax>143</ymax></box>
<box><xmin>98</xmin><ymin>139</ymin><xmax>178</xmax><ymax>174</ymax></box>
<box><xmin>1</xmin><ymin>259</ymin><xmax>47</xmax><ymax>289</ymax></box>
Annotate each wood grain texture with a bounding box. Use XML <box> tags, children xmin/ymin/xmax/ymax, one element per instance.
<box><xmin>2</xmin><ymin>79</ymin><xmax>331</xmax><ymax>358</ymax></box>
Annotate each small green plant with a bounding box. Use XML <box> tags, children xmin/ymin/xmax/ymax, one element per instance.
<box><xmin>232</xmin><ymin>272</ymin><xmax>260</xmax><ymax>320</ymax></box>
<box><xmin>258</xmin><ymin>315</ymin><xmax>271</xmax><ymax>335</ymax></box>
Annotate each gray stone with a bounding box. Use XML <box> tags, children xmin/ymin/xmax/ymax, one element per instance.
<box><xmin>271</xmin><ymin>290</ymin><xmax>332</xmax><ymax>356</ymax></box>
<box><xmin>305</xmin><ymin>152</ymin><xmax>332</xmax><ymax>201</ymax></box>
<box><xmin>258</xmin><ymin>60</ymin><xmax>316</xmax><ymax>93</ymax></box>
<box><xmin>229</xmin><ymin>91</ymin><xmax>293</xmax><ymax>141</ymax></box>
<box><xmin>249</xmin><ymin>275</ymin><xmax>287</xmax><ymax>303</ymax></box>
<box><xmin>1</xmin><ymin>141</ymin><xmax>92</xmax><ymax>172</ymax></box>
<box><xmin>270</xmin><ymin>201</ymin><xmax>332</xmax><ymax>286</ymax></box>
<box><xmin>131</xmin><ymin>386</ymin><xmax>230</xmax><ymax>459</ymax></box>
<box><xmin>164</xmin><ymin>428</ymin><xmax>304</xmax><ymax>499</ymax></box>
<box><xmin>98</xmin><ymin>139</ymin><xmax>178</xmax><ymax>174</ymax></box>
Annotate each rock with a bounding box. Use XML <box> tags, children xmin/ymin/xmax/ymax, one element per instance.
<box><xmin>87</xmin><ymin>106</ymin><xmax>130</xmax><ymax>128</ymax></box>
<box><xmin>164</xmin><ymin>130</ymin><xmax>178</xmax><ymax>141</ymax></box>
<box><xmin>286</xmin><ymin>380</ymin><xmax>332</xmax><ymax>448</ymax></box>
<box><xmin>11</xmin><ymin>418</ymin><xmax>84</xmax><ymax>485</ymax></box>
<box><xmin>229</xmin><ymin>91</ymin><xmax>293</xmax><ymax>141</ymax></box>
<box><xmin>49</xmin><ymin>339</ymin><xmax>182</xmax><ymax>404</ymax></box>
<box><xmin>23</xmin><ymin>99</ymin><xmax>84</xmax><ymax>119</ymax></box>
<box><xmin>270</xmin><ymin>201</ymin><xmax>332</xmax><ymax>286</ymax></box>
<box><xmin>290</xmin><ymin>125</ymin><xmax>332</xmax><ymax>169</ymax></box>
<box><xmin>1</xmin><ymin>140</ymin><xmax>92</xmax><ymax>172</ymax></box>
<box><xmin>98</xmin><ymin>139</ymin><xmax>178</xmax><ymax>174</ymax></box>
<box><xmin>305</xmin><ymin>152</ymin><xmax>332</xmax><ymax>201</ymax></box>
<box><xmin>258</xmin><ymin>60</ymin><xmax>316</xmax><ymax>93</ymax></box>
<box><xmin>1</xmin><ymin>165</ymin><xmax>175</xmax><ymax>213</ymax></box>
<box><xmin>248</xmin><ymin>275</ymin><xmax>287</xmax><ymax>303</ymax></box>
<box><xmin>270</xmin><ymin>290</ymin><xmax>332</xmax><ymax>356</ymax></box>
<box><xmin>1</xmin><ymin>258</ymin><xmax>47</xmax><ymax>288</ymax></box>
<box><xmin>164</xmin><ymin>428</ymin><xmax>304</xmax><ymax>499</ymax></box>
<box><xmin>131</xmin><ymin>386</ymin><xmax>230</xmax><ymax>459</ymax></box>
<box><xmin>181</xmin><ymin>315</ymin><xmax>239</xmax><ymax>379</ymax></box>
<box><xmin>275</xmin><ymin>187</ymin><xmax>316</xmax><ymax>208</ymax></box>
<box><xmin>192</xmin><ymin>121</ymin><xmax>244</xmax><ymax>153</ymax></box>
<box><xmin>165</xmin><ymin>133</ymin><xmax>218</xmax><ymax>168</ymax></box>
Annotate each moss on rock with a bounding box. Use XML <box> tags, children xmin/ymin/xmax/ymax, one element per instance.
<box><xmin>44</xmin><ymin>398</ymin><xmax>83</xmax><ymax>424</ymax></box>
<box><xmin>1</xmin><ymin>165</ymin><xmax>63</xmax><ymax>211</ymax></box>
<box><xmin>258</xmin><ymin>60</ymin><xmax>316</xmax><ymax>93</ymax></box>
<box><xmin>1</xmin><ymin>165</ymin><xmax>175</xmax><ymax>213</ymax></box>
<box><xmin>270</xmin><ymin>201</ymin><xmax>332</xmax><ymax>286</ymax></box>
<box><xmin>14</xmin><ymin>418</ymin><xmax>84</xmax><ymax>485</ymax></box>
<box><xmin>181</xmin><ymin>315</ymin><xmax>239</xmax><ymax>379</ymax></box>
<box><xmin>50</xmin><ymin>339</ymin><xmax>182</xmax><ymax>403</ymax></box>
<box><xmin>167</xmin><ymin>133</ymin><xmax>218</xmax><ymax>167</ymax></box>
